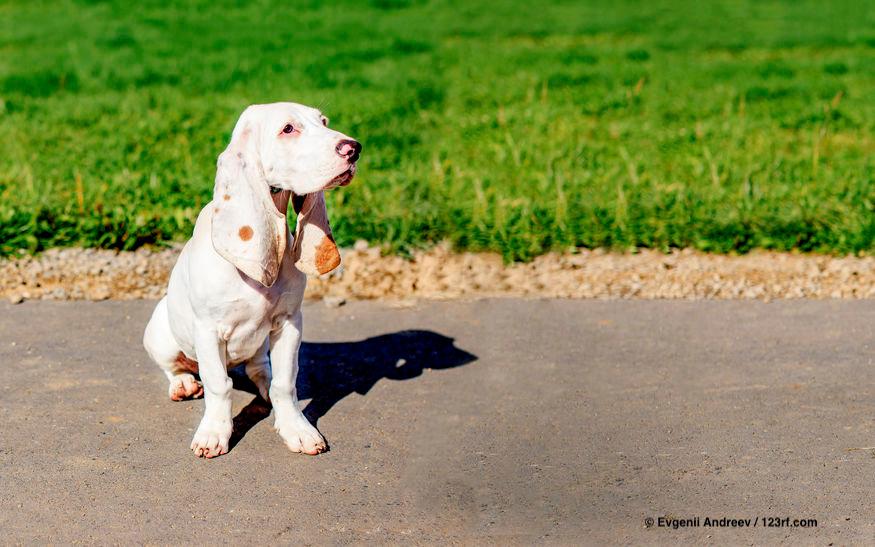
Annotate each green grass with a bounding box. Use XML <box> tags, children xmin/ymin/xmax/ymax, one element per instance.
<box><xmin>2</xmin><ymin>1</ymin><xmax>875</xmax><ymax>260</ymax></box>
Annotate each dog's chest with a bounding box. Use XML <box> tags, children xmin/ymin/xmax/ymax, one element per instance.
<box><xmin>218</xmin><ymin>298</ymin><xmax>278</xmax><ymax>364</ymax></box>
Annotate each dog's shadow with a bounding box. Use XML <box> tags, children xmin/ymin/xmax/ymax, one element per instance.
<box><xmin>227</xmin><ymin>329</ymin><xmax>477</xmax><ymax>450</ymax></box>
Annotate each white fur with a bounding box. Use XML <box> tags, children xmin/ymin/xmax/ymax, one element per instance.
<box><xmin>143</xmin><ymin>102</ymin><xmax>359</xmax><ymax>458</ymax></box>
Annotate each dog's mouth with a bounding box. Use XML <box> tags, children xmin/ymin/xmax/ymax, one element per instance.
<box><xmin>328</xmin><ymin>164</ymin><xmax>356</xmax><ymax>188</ymax></box>
<box><xmin>268</xmin><ymin>165</ymin><xmax>355</xmax><ymax>213</ymax></box>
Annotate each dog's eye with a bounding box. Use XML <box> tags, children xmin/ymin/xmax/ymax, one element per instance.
<box><xmin>282</xmin><ymin>124</ymin><xmax>295</xmax><ymax>134</ymax></box>
<box><xmin>320</xmin><ymin>116</ymin><xmax>328</xmax><ymax>127</ymax></box>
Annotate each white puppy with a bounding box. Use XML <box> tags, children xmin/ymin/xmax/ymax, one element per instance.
<box><xmin>143</xmin><ymin>102</ymin><xmax>361</xmax><ymax>458</ymax></box>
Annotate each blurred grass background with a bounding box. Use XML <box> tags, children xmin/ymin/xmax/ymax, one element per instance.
<box><xmin>1</xmin><ymin>0</ymin><xmax>875</xmax><ymax>260</ymax></box>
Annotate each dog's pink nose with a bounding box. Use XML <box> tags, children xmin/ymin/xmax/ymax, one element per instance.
<box><xmin>335</xmin><ymin>139</ymin><xmax>361</xmax><ymax>163</ymax></box>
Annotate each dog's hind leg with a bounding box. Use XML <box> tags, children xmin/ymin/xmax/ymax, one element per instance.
<box><xmin>143</xmin><ymin>297</ymin><xmax>204</xmax><ymax>401</ymax></box>
<box><xmin>245</xmin><ymin>338</ymin><xmax>272</xmax><ymax>402</ymax></box>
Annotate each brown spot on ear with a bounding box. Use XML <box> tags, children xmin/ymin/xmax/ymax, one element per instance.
<box><xmin>239</xmin><ymin>225</ymin><xmax>254</xmax><ymax>241</ymax></box>
<box><xmin>292</xmin><ymin>193</ymin><xmax>306</xmax><ymax>215</ymax></box>
<box><xmin>223</xmin><ymin>194</ymin><xmax>231</xmax><ymax>201</ymax></box>
<box><xmin>315</xmin><ymin>234</ymin><xmax>341</xmax><ymax>274</ymax></box>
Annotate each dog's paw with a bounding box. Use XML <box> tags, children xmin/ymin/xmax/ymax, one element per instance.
<box><xmin>190</xmin><ymin>418</ymin><xmax>232</xmax><ymax>458</ymax></box>
<box><xmin>168</xmin><ymin>373</ymin><xmax>204</xmax><ymax>401</ymax></box>
<box><xmin>275</xmin><ymin>415</ymin><xmax>327</xmax><ymax>455</ymax></box>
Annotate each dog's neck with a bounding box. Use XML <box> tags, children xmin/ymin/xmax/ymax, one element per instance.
<box><xmin>268</xmin><ymin>187</ymin><xmax>291</xmax><ymax>215</ymax></box>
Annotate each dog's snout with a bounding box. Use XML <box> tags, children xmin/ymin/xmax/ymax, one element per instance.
<box><xmin>336</xmin><ymin>139</ymin><xmax>362</xmax><ymax>163</ymax></box>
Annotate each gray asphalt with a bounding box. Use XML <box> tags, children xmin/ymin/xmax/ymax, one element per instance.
<box><xmin>1</xmin><ymin>299</ymin><xmax>875</xmax><ymax>544</ymax></box>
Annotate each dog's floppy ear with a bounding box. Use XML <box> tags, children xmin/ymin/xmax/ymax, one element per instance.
<box><xmin>211</xmin><ymin>121</ymin><xmax>288</xmax><ymax>287</ymax></box>
<box><xmin>292</xmin><ymin>191</ymin><xmax>341</xmax><ymax>276</ymax></box>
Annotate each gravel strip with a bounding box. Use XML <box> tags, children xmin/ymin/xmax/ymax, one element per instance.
<box><xmin>2</xmin><ymin>242</ymin><xmax>875</xmax><ymax>303</ymax></box>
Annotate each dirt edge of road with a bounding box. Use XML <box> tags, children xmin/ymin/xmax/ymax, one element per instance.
<box><xmin>4</xmin><ymin>242</ymin><xmax>875</xmax><ymax>303</ymax></box>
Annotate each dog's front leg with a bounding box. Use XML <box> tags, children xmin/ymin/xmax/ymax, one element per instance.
<box><xmin>269</xmin><ymin>311</ymin><xmax>327</xmax><ymax>455</ymax></box>
<box><xmin>190</xmin><ymin>324</ymin><xmax>233</xmax><ymax>458</ymax></box>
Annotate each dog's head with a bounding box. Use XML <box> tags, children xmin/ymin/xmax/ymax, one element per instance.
<box><xmin>210</xmin><ymin>102</ymin><xmax>361</xmax><ymax>287</ymax></box>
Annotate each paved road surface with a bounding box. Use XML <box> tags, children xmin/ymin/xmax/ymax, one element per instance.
<box><xmin>2</xmin><ymin>299</ymin><xmax>875</xmax><ymax>544</ymax></box>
